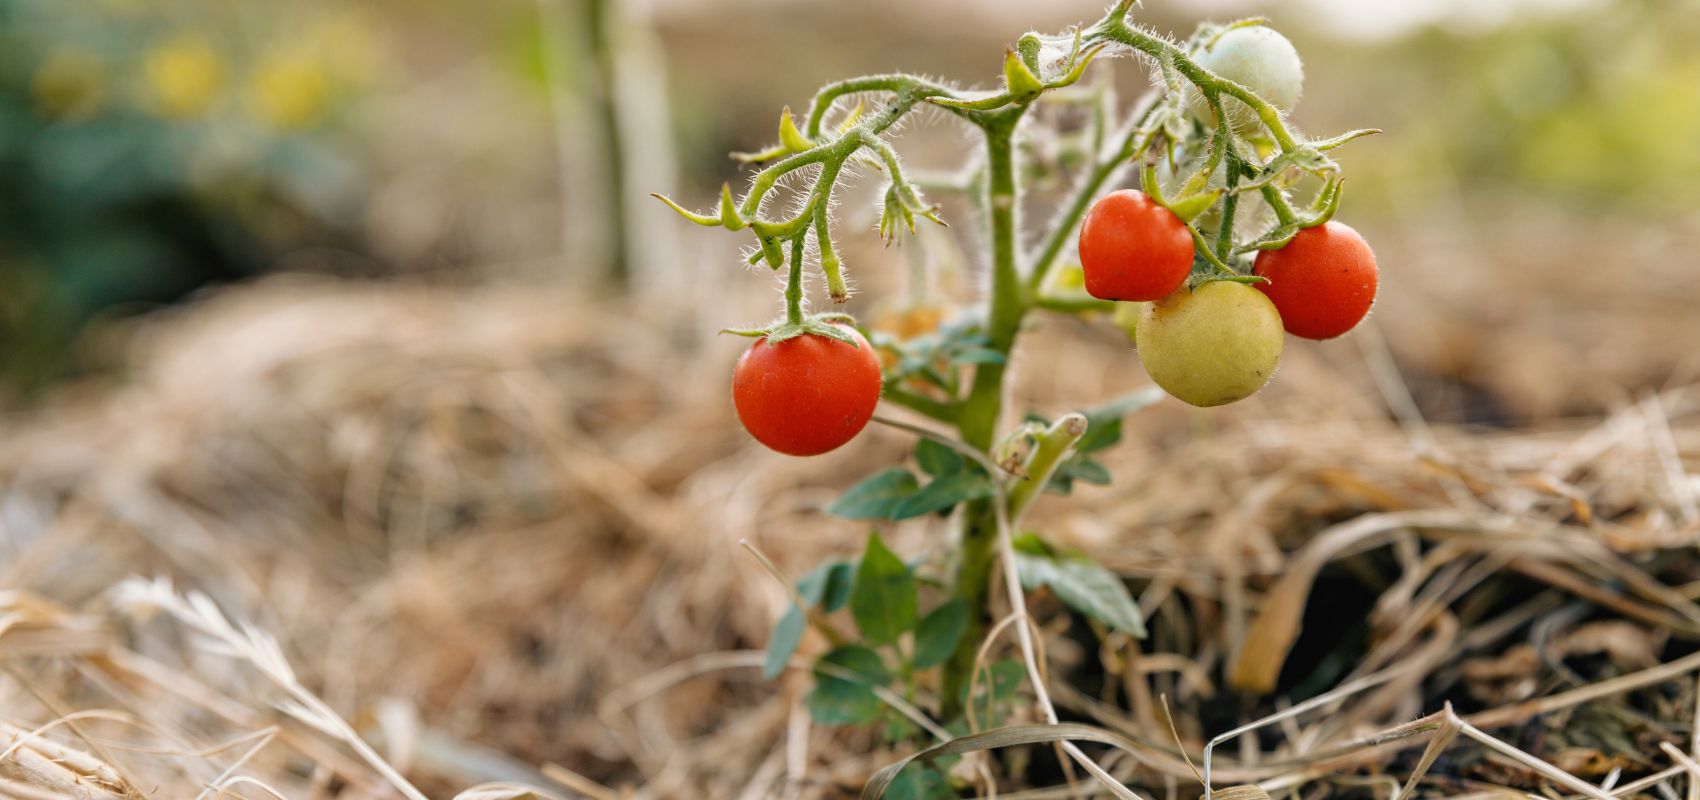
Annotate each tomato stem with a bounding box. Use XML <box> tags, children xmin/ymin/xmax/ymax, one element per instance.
<box><xmin>784</xmin><ymin>235</ymin><xmax>805</xmax><ymax>327</ymax></box>
<box><xmin>940</xmin><ymin>106</ymin><xmax>1027</xmax><ymax>718</ymax></box>
<box><xmin>1216</xmin><ymin>145</ymin><xmax>1243</xmax><ymax>263</ymax></box>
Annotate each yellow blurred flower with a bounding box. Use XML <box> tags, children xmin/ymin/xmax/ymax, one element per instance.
<box><xmin>144</xmin><ymin>36</ymin><xmax>225</xmax><ymax>120</ymax></box>
<box><xmin>248</xmin><ymin>53</ymin><xmax>330</xmax><ymax>131</ymax></box>
<box><xmin>246</xmin><ymin>52</ymin><xmax>331</xmax><ymax>130</ymax></box>
<box><xmin>32</xmin><ymin>48</ymin><xmax>107</xmax><ymax>121</ymax></box>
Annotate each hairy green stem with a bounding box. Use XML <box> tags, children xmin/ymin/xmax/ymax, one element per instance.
<box><xmin>882</xmin><ymin>384</ymin><xmax>956</xmax><ymax>423</ymax></box>
<box><xmin>1008</xmin><ymin>414</ymin><xmax>1088</xmax><ymax>522</ymax></box>
<box><xmin>941</xmin><ymin>107</ymin><xmax>1027</xmax><ymax>719</ymax></box>
<box><xmin>1090</xmin><ymin>17</ymin><xmax>1300</xmax><ymax>153</ymax></box>
<box><xmin>803</xmin><ymin>75</ymin><xmax>952</xmax><ymax>140</ymax></box>
<box><xmin>1262</xmin><ymin>184</ymin><xmax>1297</xmax><ymax>226</ymax></box>
<box><xmin>785</xmin><ymin>236</ymin><xmax>805</xmax><ymax>325</ymax></box>
<box><xmin>1216</xmin><ymin>147</ymin><xmax>1242</xmax><ymax>262</ymax></box>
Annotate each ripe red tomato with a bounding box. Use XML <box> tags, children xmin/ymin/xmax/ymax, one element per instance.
<box><xmin>1253</xmin><ymin>221</ymin><xmax>1378</xmax><ymax>340</ymax></box>
<box><xmin>1078</xmin><ymin>189</ymin><xmax>1195</xmax><ymax>302</ymax></box>
<box><xmin>733</xmin><ymin>325</ymin><xmax>883</xmax><ymax>456</ymax></box>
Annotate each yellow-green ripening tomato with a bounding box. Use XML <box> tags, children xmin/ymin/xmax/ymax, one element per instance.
<box><xmin>1136</xmin><ymin>281</ymin><xmax>1283</xmax><ymax>407</ymax></box>
<box><xmin>1193</xmin><ymin>26</ymin><xmax>1304</xmax><ymax>134</ymax></box>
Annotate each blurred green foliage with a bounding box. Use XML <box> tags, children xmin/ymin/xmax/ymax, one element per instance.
<box><xmin>1342</xmin><ymin>0</ymin><xmax>1700</xmax><ymax>212</ymax></box>
<box><xmin>0</xmin><ymin>0</ymin><xmax>383</xmax><ymax>393</ymax></box>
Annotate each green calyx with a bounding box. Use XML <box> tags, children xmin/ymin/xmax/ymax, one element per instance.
<box><xmin>721</xmin><ymin>313</ymin><xmax>863</xmax><ymax>346</ymax></box>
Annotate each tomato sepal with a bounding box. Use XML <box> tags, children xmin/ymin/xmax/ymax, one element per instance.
<box><xmin>721</xmin><ymin>314</ymin><xmax>866</xmax><ymax>347</ymax></box>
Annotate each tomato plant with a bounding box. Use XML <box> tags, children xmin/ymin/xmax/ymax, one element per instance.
<box><xmin>1078</xmin><ymin>189</ymin><xmax>1194</xmax><ymax>301</ymax></box>
<box><xmin>657</xmin><ymin>4</ymin><xmax>1378</xmax><ymax>795</ymax></box>
<box><xmin>1254</xmin><ymin>220</ymin><xmax>1380</xmax><ymax>340</ymax></box>
<box><xmin>733</xmin><ymin>325</ymin><xmax>882</xmax><ymax>456</ymax></box>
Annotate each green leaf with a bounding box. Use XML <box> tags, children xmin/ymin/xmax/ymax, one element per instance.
<box><xmin>808</xmin><ymin>645</ymin><xmax>890</xmax><ymax>726</ymax></box>
<box><xmin>764</xmin><ymin>607</ymin><xmax>805</xmax><ymax>680</ymax></box>
<box><xmin>1048</xmin><ymin>457</ymin><xmax>1112</xmax><ymax>495</ymax></box>
<box><xmin>1046</xmin><ymin>457</ymin><xmax>1112</xmax><ymax>495</ymax></box>
<box><xmin>1073</xmin><ymin>416</ymin><xmax>1122</xmax><ymax>455</ymax></box>
<box><xmin>798</xmin><ymin>560</ymin><xmax>855</xmax><ymax>611</ymax></box>
<box><xmin>1013</xmin><ymin>549</ymin><xmax>1146</xmax><ymax>638</ymax></box>
<box><xmin>1011</xmin><ymin>532</ymin><xmax>1050</xmax><ymax>557</ymax></box>
<box><xmin>949</xmin><ymin>346</ymin><xmax>1007</xmax><ymax>366</ymax></box>
<box><xmin>822</xmin><ymin>643</ymin><xmax>891</xmax><ymax>682</ymax></box>
<box><xmin>984</xmin><ymin>659</ymin><xmax>1027</xmax><ymax>704</ymax></box>
<box><xmin>765</xmin><ymin>561</ymin><xmax>855</xmax><ymax>679</ymax></box>
<box><xmin>1077</xmin><ymin>387</ymin><xmax>1163</xmax><ymax>453</ymax></box>
<box><xmin>914</xmin><ymin>438</ymin><xmax>964</xmax><ymax>478</ymax></box>
<box><xmin>892</xmin><ymin>472</ymin><xmax>996</xmax><ymax>520</ymax></box>
<box><xmin>960</xmin><ymin>659</ymin><xmax>1028</xmax><ymax>727</ymax></box>
<box><xmin>884</xmin><ymin>764</ymin><xmax>956</xmax><ymax>800</ymax></box>
<box><xmin>819</xmin><ymin>562</ymin><xmax>855</xmax><ymax>612</ymax></box>
<box><xmin>883</xmin><ymin>713</ymin><xmax>918</xmax><ymax>744</ymax></box>
<box><xmin>911</xmin><ymin>598</ymin><xmax>968</xmax><ymax>669</ymax></box>
<box><xmin>851</xmin><ymin>532</ymin><xmax>919</xmax><ymax>645</ymax></box>
<box><xmin>829</xmin><ymin>469</ymin><xmax>921</xmax><ymax>520</ymax></box>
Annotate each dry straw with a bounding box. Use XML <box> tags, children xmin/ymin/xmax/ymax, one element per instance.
<box><xmin>2</xmin><ymin>275</ymin><xmax>1699</xmax><ymax>798</ymax></box>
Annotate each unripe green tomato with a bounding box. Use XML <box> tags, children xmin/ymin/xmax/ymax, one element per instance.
<box><xmin>1136</xmin><ymin>281</ymin><xmax>1284</xmax><ymax>407</ymax></box>
<box><xmin>1193</xmin><ymin>26</ymin><xmax>1304</xmax><ymax>134</ymax></box>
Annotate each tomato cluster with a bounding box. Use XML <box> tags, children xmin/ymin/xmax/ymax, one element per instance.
<box><xmin>1080</xmin><ymin>191</ymin><xmax>1379</xmax><ymax>407</ymax></box>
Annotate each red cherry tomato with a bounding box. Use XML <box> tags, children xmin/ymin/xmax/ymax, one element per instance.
<box><xmin>1253</xmin><ymin>221</ymin><xmax>1378</xmax><ymax>340</ymax></box>
<box><xmin>1078</xmin><ymin>189</ymin><xmax>1196</xmax><ymax>302</ymax></box>
<box><xmin>733</xmin><ymin>325</ymin><xmax>883</xmax><ymax>456</ymax></box>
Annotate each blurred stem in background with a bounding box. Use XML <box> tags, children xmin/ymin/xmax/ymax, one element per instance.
<box><xmin>538</xmin><ymin>0</ymin><xmax>678</xmax><ymax>290</ymax></box>
<box><xmin>581</xmin><ymin>0</ymin><xmax>629</xmax><ymax>285</ymax></box>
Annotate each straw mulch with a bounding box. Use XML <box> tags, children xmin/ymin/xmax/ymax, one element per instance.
<box><xmin>2</xmin><ymin>266</ymin><xmax>1698</xmax><ymax>799</ymax></box>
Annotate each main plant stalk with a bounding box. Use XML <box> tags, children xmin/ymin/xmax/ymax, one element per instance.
<box><xmin>942</xmin><ymin>107</ymin><xmax>1027</xmax><ymax>719</ymax></box>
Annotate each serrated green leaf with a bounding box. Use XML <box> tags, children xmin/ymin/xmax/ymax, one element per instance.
<box><xmin>1013</xmin><ymin>549</ymin><xmax>1146</xmax><ymax>637</ymax></box>
<box><xmin>892</xmin><ymin>472</ymin><xmax>996</xmax><ymax>520</ymax></box>
<box><xmin>914</xmin><ymin>438</ymin><xmax>964</xmax><ymax>479</ymax></box>
<box><xmin>911</xmin><ymin>598</ymin><xmax>968</xmax><ymax>668</ymax></box>
<box><xmin>764</xmin><ymin>607</ymin><xmax>805</xmax><ymax>679</ymax></box>
<box><xmin>808</xmin><ymin>645</ymin><xmax>889</xmax><ymax>726</ymax></box>
<box><xmin>852</xmin><ymin>532</ymin><xmax>918</xmax><ymax>644</ymax></box>
<box><xmin>829</xmin><ymin>469</ymin><xmax>921</xmax><ymax>520</ymax></box>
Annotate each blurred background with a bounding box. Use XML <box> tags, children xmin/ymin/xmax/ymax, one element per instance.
<box><xmin>5</xmin><ymin>0</ymin><xmax>1698</xmax><ymax>412</ymax></box>
<box><xmin>3</xmin><ymin>0</ymin><xmax>1700</xmax><ymax>797</ymax></box>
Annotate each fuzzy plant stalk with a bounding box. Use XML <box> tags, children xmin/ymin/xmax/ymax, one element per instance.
<box><xmin>657</xmin><ymin>0</ymin><xmax>1379</xmax><ymax>762</ymax></box>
